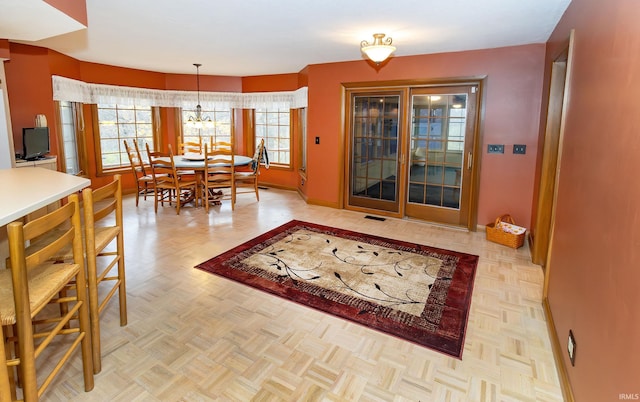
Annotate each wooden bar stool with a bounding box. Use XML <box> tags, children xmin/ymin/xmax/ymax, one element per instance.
<box><xmin>81</xmin><ymin>174</ymin><xmax>127</xmax><ymax>373</ymax></box>
<box><xmin>1</xmin><ymin>193</ymin><xmax>94</xmax><ymax>401</ymax></box>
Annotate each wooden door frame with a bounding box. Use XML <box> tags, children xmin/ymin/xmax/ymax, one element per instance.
<box><xmin>532</xmin><ymin>32</ymin><xmax>574</xmax><ymax>269</ymax></box>
<box><xmin>543</xmin><ymin>30</ymin><xmax>575</xmax><ymax>295</ymax></box>
<box><xmin>341</xmin><ymin>77</ymin><xmax>485</xmax><ymax>231</ymax></box>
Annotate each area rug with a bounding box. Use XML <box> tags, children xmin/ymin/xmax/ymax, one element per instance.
<box><xmin>195</xmin><ymin>220</ymin><xmax>479</xmax><ymax>358</ymax></box>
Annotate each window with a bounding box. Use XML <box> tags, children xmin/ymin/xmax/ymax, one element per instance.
<box><xmin>58</xmin><ymin>101</ymin><xmax>80</xmax><ymax>174</ymax></box>
<box><xmin>56</xmin><ymin>101</ymin><xmax>87</xmax><ymax>175</ymax></box>
<box><xmin>255</xmin><ymin>107</ymin><xmax>290</xmax><ymax>166</ymax></box>
<box><xmin>181</xmin><ymin>107</ymin><xmax>232</xmax><ymax>148</ymax></box>
<box><xmin>94</xmin><ymin>103</ymin><xmax>156</xmax><ymax>173</ymax></box>
<box><xmin>298</xmin><ymin>108</ymin><xmax>307</xmax><ymax>173</ymax></box>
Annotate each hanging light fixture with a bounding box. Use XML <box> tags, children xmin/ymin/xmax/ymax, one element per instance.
<box><xmin>360</xmin><ymin>33</ymin><xmax>396</xmax><ymax>64</ymax></box>
<box><xmin>187</xmin><ymin>63</ymin><xmax>212</xmax><ymax>128</ymax></box>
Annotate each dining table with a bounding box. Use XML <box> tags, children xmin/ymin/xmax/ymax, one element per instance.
<box><xmin>173</xmin><ymin>153</ymin><xmax>253</xmax><ymax>170</ymax></box>
<box><xmin>161</xmin><ymin>153</ymin><xmax>253</xmax><ymax>207</ymax></box>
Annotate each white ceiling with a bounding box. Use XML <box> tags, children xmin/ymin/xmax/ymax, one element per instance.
<box><xmin>1</xmin><ymin>0</ymin><xmax>571</xmax><ymax>77</ymax></box>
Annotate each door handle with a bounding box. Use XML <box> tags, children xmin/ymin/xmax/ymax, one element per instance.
<box><xmin>467</xmin><ymin>152</ymin><xmax>472</xmax><ymax>169</ymax></box>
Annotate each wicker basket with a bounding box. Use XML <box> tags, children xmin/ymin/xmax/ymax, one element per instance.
<box><xmin>486</xmin><ymin>214</ymin><xmax>526</xmax><ymax>248</ymax></box>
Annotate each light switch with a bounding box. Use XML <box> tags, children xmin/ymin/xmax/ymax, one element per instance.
<box><xmin>513</xmin><ymin>144</ymin><xmax>526</xmax><ymax>154</ymax></box>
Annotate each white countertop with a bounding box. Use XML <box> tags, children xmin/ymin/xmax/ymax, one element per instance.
<box><xmin>0</xmin><ymin>167</ymin><xmax>90</xmax><ymax>226</ymax></box>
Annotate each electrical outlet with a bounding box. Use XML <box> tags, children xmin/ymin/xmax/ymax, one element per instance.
<box><xmin>513</xmin><ymin>144</ymin><xmax>527</xmax><ymax>154</ymax></box>
<box><xmin>568</xmin><ymin>330</ymin><xmax>576</xmax><ymax>366</ymax></box>
<box><xmin>487</xmin><ymin>144</ymin><xmax>504</xmax><ymax>154</ymax></box>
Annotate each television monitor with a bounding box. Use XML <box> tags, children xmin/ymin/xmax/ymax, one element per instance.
<box><xmin>22</xmin><ymin>127</ymin><xmax>50</xmax><ymax>161</ymax></box>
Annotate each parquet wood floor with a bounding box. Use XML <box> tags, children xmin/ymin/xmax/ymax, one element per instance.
<box><xmin>38</xmin><ymin>188</ymin><xmax>563</xmax><ymax>401</ymax></box>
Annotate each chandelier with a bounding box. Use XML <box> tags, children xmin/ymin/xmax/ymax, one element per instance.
<box><xmin>360</xmin><ymin>33</ymin><xmax>396</xmax><ymax>64</ymax></box>
<box><xmin>187</xmin><ymin>63</ymin><xmax>213</xmax><ymax>128</ymax></box>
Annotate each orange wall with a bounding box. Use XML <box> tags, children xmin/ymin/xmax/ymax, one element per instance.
<box><xmin>242</xmin><ymin>73</ymin><xmax>299</xmax><ymax>92</ymax></box>
<box><xmin>545</xmin><ymin>0</ymin><xmax>640</xmax><ymax>400</ymax></box>
<box><xmin>304</xmin><ymin>45</ymin><xmax>545</xmax><ymax>227</ymax></box>
<box><xmin>79</xmin><ymin>62</ymin><xmax>168</xmax><ymax>88</ymax></box>
<box><xmin>165</xmin><ymin>73</ymin><xmax>241</xmax><ymax>92</ymax></box>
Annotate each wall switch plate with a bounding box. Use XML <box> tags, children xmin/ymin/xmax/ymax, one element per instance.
<box><xmin>487</xmin><ymin>144</ymin><xmax>504</xmax><ymax>154</ymax></box>
<box><xmin>568</xmin><ymin>330</ymin><xmax>576</xmax><ymax>366</ymax></box>
<box><xmin>513</xmin><ymin>144</ymin><xmax>527</xmax><ymax>154</ymax></box>
<box><xmin>315</xmin><ymin>136</ymin><xmax>320</xmax><ymax>144</ymax></box>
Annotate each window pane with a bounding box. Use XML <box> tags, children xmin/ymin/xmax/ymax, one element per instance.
<box><xmin>136</xmin><ymin>110</ymin><xmax>152</xmax><ymax>123</ymax></box>
<box><xmin>96</xmin><ymin>104</ymin><xmax>154</xmax><ymax>170</ymax></box>
<box><xmin>136</xmin><ymin>124</ymin><xmax>153</xmax><ymax>137</ymax></box>
<box><xmin>101</xmin><ymin>138</ymin><xmax>120</xmax><ymax>153</ymax></box>
<box><xmin>255</xmin><ymin>108</ymin><xmax>290</xmax><ymax>166</ymax></box>
<box><xmin>99</xmin><ymin>122</ymin><xmax>118</xmax><ymax>137</ymax></box>
<box><xmin>98</xmin><ymin>108</ymin><xmax>116</xmax><ymax>122</ymax></box>
<box><xmin>120</xmin><ymin>124</ymin><xmax>136</xmax><ymax>138</ymax></box>
<box><xmin>181</xmin><ymin>106</ymin><xmax>232</xmax><ymax>146</ymax></box>
<box><xmin>117</xmin><ymin>109</ymin><xmax>135</xmax><ymax>123</ymax></box>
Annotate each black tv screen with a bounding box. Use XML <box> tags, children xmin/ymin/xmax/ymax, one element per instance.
<box><xmin>23</xmin><ymin>127</ymin><xmax>50</xmax><ymax>160</ymax></box>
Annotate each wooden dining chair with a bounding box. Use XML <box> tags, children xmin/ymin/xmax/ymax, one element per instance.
<box><xmin>146</xmin><ymin>143</ymin><xmax>197</xmax><ymax>214</ymax></box>
<box><xmin>211</xmin><ymin>141</ymin><xmax>233</xmax><ymax>151</ymax></box>
<box><xmin>1</xmin><ymin>193</ymin><xmax>94</xmax><ymax>401</ymax></box>
<box><xmin>124</xmin><ymin>139</ymin><xmax>153</xmax><ymax>206</ymax></box>
<box><xmin>234</xmin><ymin>138</ymin><xmax>266</xmax><ymax>204</ymax></box>
<box><xmin>178</xmin><ymin>137</ymin><xmax>202</xmax><ymax>155</ymax></box>
<box><xmin>202</xmin><ymin>143</ymin><xmax>235</xmax><ymax>212</ymax></box>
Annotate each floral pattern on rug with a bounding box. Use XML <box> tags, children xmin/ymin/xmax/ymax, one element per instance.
<box><xmin>239</xmin><ymin>228</ymin><xmax>454</xmax><ymax>331</ymax></box>
<box><xmin>196</xmin><ymin>220</ymin><xmax>479</xmax><ymax>358</ymax></box>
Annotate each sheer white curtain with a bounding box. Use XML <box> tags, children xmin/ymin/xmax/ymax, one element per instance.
<box><xmin>241</xmin><ymin>87</ymin><xmax>308</xmax><ymax>109</ymax></box>
<box><xmin>52</xmin><ymin>76</ymin><xmax>308</xmax><ymax>109</ymax></box>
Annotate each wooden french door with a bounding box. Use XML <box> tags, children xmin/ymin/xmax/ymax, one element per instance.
<box><xmin>405</xmin><ymin>86</ymin><xmax>478</xmax><ymax>226</ymax></box>
<box><xmin>345</xmin><ymin>82</ymin><xmax>480</xmax><ymax>228</ymax></box>
<box><xmin>347</xmin><ymin>91</ymin><xmax>403</xmax><ymax>213</ymax></box>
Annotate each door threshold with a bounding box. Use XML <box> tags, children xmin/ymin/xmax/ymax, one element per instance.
<box><xmin>403</xmin><ymin>216</ymin><xmax>470</xmax><ymax>232</ymax></box>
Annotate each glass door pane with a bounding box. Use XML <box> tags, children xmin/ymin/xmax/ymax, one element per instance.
<box><xmin>349</xmin><ymin>94</ymin><xmax>401</xmax><ymax>212</ymax></box>
<box><xmin>409</xmin><ymin>93</ymin><xmax>466</xmax><ymax>209</ymax></box>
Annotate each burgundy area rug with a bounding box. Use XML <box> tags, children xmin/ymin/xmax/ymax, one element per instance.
<box><xmin>195</xmin><ymin>220</ymin><xmax>479</xmax><ymax>358</ymax></box>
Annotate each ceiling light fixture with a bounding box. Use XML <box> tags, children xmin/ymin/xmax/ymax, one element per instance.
<box><xmin>360</xmin><ymin>33</ymin><xmax>396</xmax><ymax>64</ymax></box>
<box><xmin>187</xmin><ymin>63</ymin><xmax>212</xmax><ymax>128</ymax></box>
